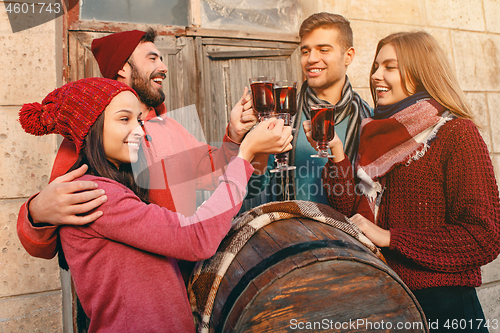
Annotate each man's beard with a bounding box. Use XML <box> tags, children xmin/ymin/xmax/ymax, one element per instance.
<box><xmin>130</xmin><ymin>64</ymin><xmax>166</xmax><ymax>108</ymax></box>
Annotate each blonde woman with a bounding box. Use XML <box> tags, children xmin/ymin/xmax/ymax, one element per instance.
<box><xmin>314</xmin><ymin>31</ymin><xmax>500</xmax><ymax>331</ymax></box>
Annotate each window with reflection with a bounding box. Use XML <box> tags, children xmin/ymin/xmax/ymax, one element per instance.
<box><xmin>200</xmin><ymin>0</ymin><xmax>301</xmax><ymax>33</ymax></box>
<box><xmin>79</xmin><ymin>0</ymin><xmax>301</xmax><ymax>33</ymax></box>
<box><xmin>79</xmin><ymin>0</ymin><xmax>189</xmax><ymax>27</ymax></box>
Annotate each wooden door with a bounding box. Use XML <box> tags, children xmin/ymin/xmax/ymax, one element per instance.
<box><xmin>194</xmin><ymin>36</ymin><xmax>301</xmax><ymax>145</ymax></box>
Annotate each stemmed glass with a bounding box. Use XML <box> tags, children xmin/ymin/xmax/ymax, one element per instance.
<box><xmin>249</xmin><ymin>77</ymin><xmax>275</xmax><ymax>121</ymax></box>
<box><xmin>270</xmin><ymin>80</ymin><xmax>297</xmax><ymax>173</ymax></box>
<box><xmin>310</xmin><ymin>104</ymin><xmax>336</xmax><ymax>158</ymax></box>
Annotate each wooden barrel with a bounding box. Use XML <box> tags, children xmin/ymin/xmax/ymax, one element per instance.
<box><xmin>206</xmin><ymin>217</ymin><xmax>427</xmax><ymax>333</ymax></box>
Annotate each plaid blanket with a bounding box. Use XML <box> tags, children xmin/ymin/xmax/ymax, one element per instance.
<box><xmin>187</xmin><ymin>200</ymin><xmax>383</xmax><ymax>332</ymax></box>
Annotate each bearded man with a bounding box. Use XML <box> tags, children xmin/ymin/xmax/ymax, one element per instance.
<box><xmin>17</xmin><ymin>28</ymin><xmax>269</xmax><ymax>258</ymax></box>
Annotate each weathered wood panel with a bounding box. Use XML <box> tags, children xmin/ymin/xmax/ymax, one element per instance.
<box><xmin>186</xmin><ymin>27</ymin><xmax>299</xmax><ymax>43</ymax></box>
<box><xmin>67</xmin><ymin>31</ymin><xmax>106</xmax><ymax>82</ymax></box>
<box><xmin>198</xmin><ymin>37</ymin><xmax>301</xmax><ymax>145</ymax></box>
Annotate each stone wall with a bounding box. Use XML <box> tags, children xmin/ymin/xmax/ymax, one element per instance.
<box><xmin>1</xmin><ymin>0</ymin><xmax>499</xmax><ymax>332</ymax></box>
<box><xmin>0</xmin><ymin>3</ymin><xmax>62</xmax><ymax>332</ymax></box>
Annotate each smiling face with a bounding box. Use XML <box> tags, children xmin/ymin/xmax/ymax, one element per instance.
<box><xmin>300</xmin><ymin>27</ymin><xmax>354</xmax><ymax>100</ymax></box>
<box><xmin>371</xmin><ymin>44</ymin><xmax>412</xmax><ymax>106</ymax></box>
<box><xmin>103</xmin><ymin>91</ymin><xmax>144</xmax><ymax>168</ymax></box>
<box><xmin>121</xmin><ymin>41</ymin><xmax>167</xmax><ymax>108</ymax></box>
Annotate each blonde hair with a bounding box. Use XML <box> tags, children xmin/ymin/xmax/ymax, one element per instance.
<box><xmin>369</xmin><ymin>31</ymin><xmax>473</xmax><ymax>120</ymax></box>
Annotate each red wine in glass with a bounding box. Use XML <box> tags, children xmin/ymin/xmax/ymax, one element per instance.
<box><xmin>249</xmin><ymin>77</ymin><xmax>275</xmax><ymax>120</ymax></box>
<box><xmin>270</xmin><ymin>80</ymin><xmax>297</xmax><ymax>173</ymax></box>
<box><xmin>275</xmin><ymin>86</ymin><xmax>297</xmax><ymax>120</ymax></box>
<box><xmin>310</xmin><ymin>104</ymin><xmax>336</xmax><ymax>158</ymax></box>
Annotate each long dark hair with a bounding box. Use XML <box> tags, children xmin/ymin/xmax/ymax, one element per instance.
<box><xmin>58</xmin><ymin>112</ymin><xmax>150</xmax><ymax>270</ymax></box>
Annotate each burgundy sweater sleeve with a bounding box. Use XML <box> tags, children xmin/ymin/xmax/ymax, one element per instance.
<box><xmin>389</xmin><ymin>120</ymin><xmax>500</xmax><ymax>272</ymax></box>
<box><xmin>84</xmin><ymin>157</ymin><xmax>253</xmax><ymax>261</ymax></box>
<box><xmin>322</xmin><ymin>155</ymin><xmax>374</xmax><ymax>221</ymax></box>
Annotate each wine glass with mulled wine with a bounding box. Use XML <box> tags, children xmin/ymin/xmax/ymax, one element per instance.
<box><xmin>310</xmin><ymin>104</ymin><xmax>336</xmax><ymax>158</ymax></box>
<box><xmin>270</xmin><ymin>80</ymin><xmax>297</xmax><ymax>173</ymax></box>
<box><xmin>249</xmin><ymin>76</ymin><xmax>275</xmax><ymax>121</ymax></box>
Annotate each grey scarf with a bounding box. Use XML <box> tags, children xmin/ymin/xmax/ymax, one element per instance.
<box><xmin>291</xmin><ymin>76</ymin><xmax>372</xmax><ymax>165</ymax></box>
<box><xmin>239</xmin><ymin>76</ymin><xmax>371</xmax><ymax>211</ymax></box>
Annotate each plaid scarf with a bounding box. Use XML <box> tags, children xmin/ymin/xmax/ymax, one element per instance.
<box><xmin>293</xmin><ymin>75</ymin><xmax>372</xmax><ymax>165</ymax></box>
<box><xmin>356</xmin><ymin>97</ymin><xmax>454</xmax><ymax>219</ymax></box>
<box><xmin>188</xmin><ymin>200</ymin><xmax>383</xmax><ymax>332</ymax></box>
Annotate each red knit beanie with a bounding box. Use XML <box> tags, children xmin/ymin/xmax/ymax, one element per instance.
<box><xmin>19</xmin><ymin>78</ymin><xmax>137</xmax><ymax>153</ymax></box>
<box><xmin>91</xmin><ymin>30</ymin><xmax>146</xmax><ymax>79</ymax></box>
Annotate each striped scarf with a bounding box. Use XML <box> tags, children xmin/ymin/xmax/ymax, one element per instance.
<box><xmin>292</xmin><ymin>75</ymin><xmax>372</xmax><ymax>165</ymax></box>
<box><xmin>356</xmin><ymin>97</ymin><xmax>454</xmax><ymax>220</ymax></box>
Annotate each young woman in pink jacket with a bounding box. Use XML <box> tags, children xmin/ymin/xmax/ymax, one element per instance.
<box><xmin>19</xmin><ymin>77</ymin><xmax>292</xmax><ymax>332</ymax></box>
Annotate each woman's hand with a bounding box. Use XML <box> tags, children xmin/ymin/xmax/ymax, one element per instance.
<box><xmin>238</xmin><ymin>118</ymin><xmax>293</xmax><ymax>163</ymax></box>
<box><xmin>350</xmin><ymin>213</ymin><xmax>391</xmax><ymax>248</ymax></box>
<box><xmin>303</xmin><ymin>120</ymin><xmax>345</xmax><ymax>162</ymax></box>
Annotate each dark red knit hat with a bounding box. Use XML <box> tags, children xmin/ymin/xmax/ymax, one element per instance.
<box><xmin>19</xmin><ymin>78</ymin><xmax>137</xmax><ymax>153</ymax></box>
<box><xmin>91</xmin><ymin>30</ymin><xmax>146</xmax><ymax>79</ymax></box>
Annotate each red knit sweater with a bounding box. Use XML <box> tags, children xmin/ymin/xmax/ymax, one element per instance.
<box><xmin>323</xmin><ymin>119</ymin><xmax>500</xmax><ymax>290</ymax></box>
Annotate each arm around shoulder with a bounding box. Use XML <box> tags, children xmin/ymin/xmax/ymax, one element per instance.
<box><xmin>82</xmin><ymin>158</ymin><xmax>254</xmax><ymax>261</ymax></box>
<box><xmin>17</xmin><ymin>196</ymin><xmax>58</xmax><ymax>259</ymax></box>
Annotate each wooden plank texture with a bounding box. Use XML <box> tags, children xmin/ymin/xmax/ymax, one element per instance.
<box><xmin>232</xmin><ymin>260</ymin><xmax>426</xmax><ymax>333</ymax></box>
<box><xmin>205</xmin><ymin>218</ymin><xmax>427</xmax><ymax>333</ymax></box>
<box><xmin>186</xmin><ymin>27</ymin><xmax>299</xmax><ymax>43</ymax></box>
